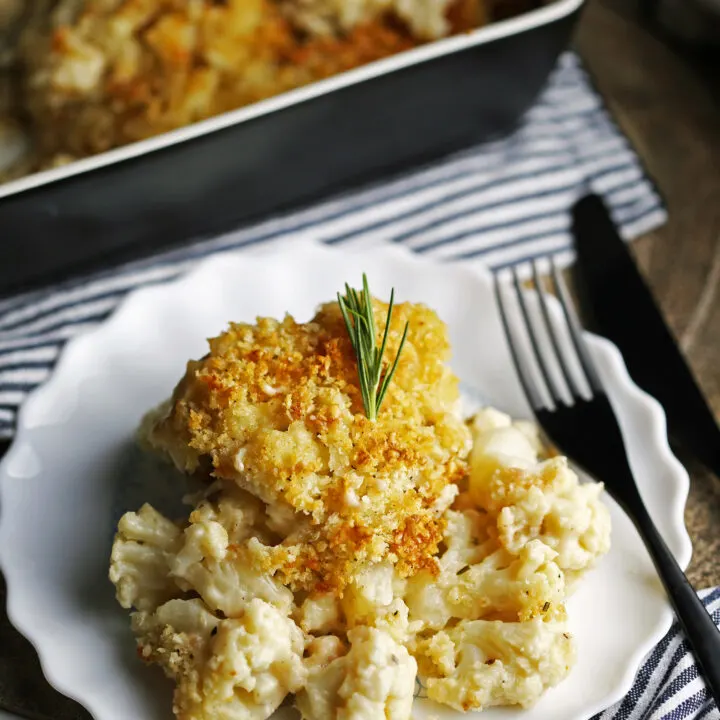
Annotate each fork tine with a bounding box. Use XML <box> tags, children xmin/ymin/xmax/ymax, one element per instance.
<box><xmin>511</xmin><ymin>265</ymin><xmax>565</xmax><ymax>406</ymax></box>
<box><xmin>532</xmin><ymin>259</ymin><xmax>585</xmax><ymax>399</ymax></box>
<box><xmin>549</xmin><ymin>256</ymin><xmax>603</xmax><ymax>393</ymax></box>
<box><xmin>493</xmin><ymin>272</ymin><xmax>544</xmax><ymax>410</ymax></box>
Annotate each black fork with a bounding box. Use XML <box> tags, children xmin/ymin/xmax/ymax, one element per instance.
<box><xmin>494</xmin><ymin>257</ymin><xmax>720</xmax><ymax>703</ymax></box>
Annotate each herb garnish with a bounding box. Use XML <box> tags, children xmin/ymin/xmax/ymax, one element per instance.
<box><xmin>338</xmin><ymin>274</ymin><xmax>409</xmax><ymax>421</ymax></box>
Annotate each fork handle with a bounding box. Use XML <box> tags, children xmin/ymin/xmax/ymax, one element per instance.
<box><xmin>629</xmin><ymin>499</ymin><xmax>720</xmax><ymax>701</ymax></box>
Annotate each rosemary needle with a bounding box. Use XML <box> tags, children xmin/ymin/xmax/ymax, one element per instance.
<box><xmin>338</xmin><ymin>274</ymin><xmax>409</xmax><ymax>421</ymax></box>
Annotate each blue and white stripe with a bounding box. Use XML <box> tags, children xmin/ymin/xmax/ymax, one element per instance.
<box><xmin>596</xmin><ymin>588</ymin><xmax>720</xmax><ymax>720</ymax></box>
<box><xmin>0</xmin><ymin>52</ymin><xmax>666</xmax><ymax>441</ymax></box>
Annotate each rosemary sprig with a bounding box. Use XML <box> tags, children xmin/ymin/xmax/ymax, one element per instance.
<box><xmin>338</xmin><ymin>274</ymin><xmax>409</xmax><ymax>421</ymax></box>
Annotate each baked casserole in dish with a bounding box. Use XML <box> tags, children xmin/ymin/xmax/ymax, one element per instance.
<box><xmin>0</xmin><ymin>0</ymin><xmax>583</xmax><ymax>296</ymax></box>
<box><xmin>3</xmin><ymin>0</ymin><xmax>552</xmax><ymax>174</ymax></box>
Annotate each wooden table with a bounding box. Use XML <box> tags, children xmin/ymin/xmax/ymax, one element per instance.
<box><xmin>0</xmin><ymin>1</ymin><xmax>719</xmax><ymax>718</ymax></box>
<box><xmin>577</xmin><ymin>0</ymin><xmax>720</xmax><ymax>590</ymax></box>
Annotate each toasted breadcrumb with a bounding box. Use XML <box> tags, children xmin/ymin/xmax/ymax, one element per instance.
<box><xmin>145</xmin><ymin>298</ymin><xmax>471</xmax><ymax>592</ymax></box>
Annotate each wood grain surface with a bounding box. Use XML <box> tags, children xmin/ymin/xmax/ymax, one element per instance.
<box><xmin>0</xmin><ymin>1</ymin><xmax>718</xmax><ymax>718</ymax></box>
<box><xmin>576</xmin><ymin>0</ymin><xmax>720</xmax><ymax>590</ymax></box>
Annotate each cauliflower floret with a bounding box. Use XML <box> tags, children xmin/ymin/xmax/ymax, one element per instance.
<box><xmin>469</xmin><ymin>417</ymin><xmax>539</xmax><ymax>486</ymax></box>
<box><xmin>169</xmin><ymin>526</ymin><xmax>293</xmax><ymax>617</ymax></box>
<box><xmin>472</xmin><ymin>457</ymin><xmax>611</xmax><ymax>581</ymax></box>
<box><xmin>131</xmin><ymin>598</ymin><xmax>221</xmax><ymax>717</ymax></box>
<box><xmin>304</xmin><ymin>635</ymin><xmax>347</xmax><ymax>671</ymax></box>
<box><xmin>109</xmin><ymin>503</ymin><xmax>182</xmax><ymax>611</ymax></box>
<box><xmin>405</xmin><ymin>539</ymin><xmax>565</xmax><ymax>630</ymax></box>
<box><xmin>468</xmin><ymin>411</ymin><xmax>611</xmax><ymax>582</ymax></box>
<box><xmin>512</xmin><ymin>419</ymin><xmax>544</xmax><ymax>454</ymax></box>
<box><xmin>468</xmin><ymin>408</ymin><xmax>542</xmax><ymax>452</ymax></box>
<box><xmin>201</xmin><ymin>599</ymin><xmax>306</xmax><ymax>719</ymax></box>
<box><xmin>437</xmin><ymin>509</ymin><xmax>493</xmax><ymax>575</ymax></box>
<box><xmin>336</xmin><ymin>626</ymin><xmax>417</xmax><ymax>719</ymax></box>
<box><xmin>401</xmin><ymin>571</ymin><xmax>449</xmax><ymax>632</ymax></box>
<box><xmin>296</xmin><ymin>626</ymin><xmax>416</xmax><ymax>720</ymax></box>
<box><xmin>135</xmin><ymin>598</ymin><xmax>305</xmax><ymax>720</ymax></box>
<box><xmin>417</xmin><ymin>618</ymin><xmax>575</xmax><ymax>711</ymax></box>
<box><xmin>296</xmin><ymin>649</ymin><xmax>348</xmax><ymax>720</ymax></box>
<box><xmin>432</xmin><ymin>482</ymin><xmax>459</xmax><ymax>515</ymax></box>
<box><xmin>448</xmin><ymin>540</ymin><xmax>566</xmax><ymax>623</ymax></box>
<box><xmin>469</xmin><ymin>407</ymin><xmax>514</xmax><ymax>434</ymax></box>
<box><xmin>174</xmin><ymin>520</ymin><xmax>229</xmax><ymax>568</ymax></box>
<box><xmin>342</xmin><ymin>562</ymin><xmax>395</xmax><ymax>625</ymax></box>
<box><xmin>339</xmin><ymin>563</ymin><xmax>415</xmax><ymax>643</ymax></box>
<box><xmin>296</xmin><ymin>593</ymin><xmax>343</xmax><ymax>634</ymax></box>
<box><xmin>526</xmin><ymin>460</ymin><xmax>610</xmax><ymax>582</ymax></box>
<box><xmin>372</xmin><ymin>598</ymin><xmax>413</xmax><ymax>644</ymax></box>
<box><xmin>189</xmin><ymin>483</ymin><xmax>268</xmax><ymax>545</ymax></box>
<box><xmin>399</xmin><ymin>508</ymin><xmax>494</xmax><ymax>631</ymax></box>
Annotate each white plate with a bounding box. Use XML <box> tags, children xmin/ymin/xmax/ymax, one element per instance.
<box><xmin>0</xmin><ymin>242</ymin><xmax>692</xmax><ymax>720</ymax></box>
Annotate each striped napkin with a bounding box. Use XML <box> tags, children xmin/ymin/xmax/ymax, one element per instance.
<box><xmin>601</xmin><ymin>589</ymin><xmax>720</xmax><ymax>720</ymax></box>
<box><xmin>0</xmin><ymin>51</ymin><xmax>717</xmax><ymax>720</ymax></box>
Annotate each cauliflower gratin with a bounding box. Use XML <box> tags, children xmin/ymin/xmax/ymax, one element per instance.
<box><xmin>109</xmin><ymin>291</ymin><xmax>611</xmax><ymax>720</ymax></box>
<box><xmin>0</xmin><ymin>0</ymin><xmax>544</xmax><ymax>178</ymax></box>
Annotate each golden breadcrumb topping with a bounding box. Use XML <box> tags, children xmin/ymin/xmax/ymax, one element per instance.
<box><xmin>145</xmin><ymin>298</ymin><xmax>471</xmax><ymax>592</ymax></box>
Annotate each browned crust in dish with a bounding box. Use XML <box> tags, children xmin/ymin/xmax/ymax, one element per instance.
<box><xmin>1</xmin><ymin>0</ymin><xmax>543</xmax><ymax>176</ymax></box>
